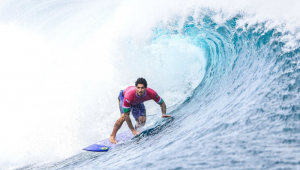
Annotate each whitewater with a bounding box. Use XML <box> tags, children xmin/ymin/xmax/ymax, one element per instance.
<box><xmin>0</xmin><ymin>0</ymin><xmax>300</xmax><ymax>169</ymax></box>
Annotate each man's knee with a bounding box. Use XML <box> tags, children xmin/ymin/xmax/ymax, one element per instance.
<box><xmin>138</xmin><ymin>116</ymin><xmax>146</xmax><ymax>124</ymax></box>
<box><xmin>119</xmin><ymin>114</ymin><xmax>126</xmax><ymax>122</ymax></box>
<box><xmin>122</xmin><ymin>112</ymin><xmax>131</xmax><ymax>120</ymax></box>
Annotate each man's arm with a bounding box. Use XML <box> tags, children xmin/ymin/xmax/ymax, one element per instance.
<box><xmin>159</xmin><ymin>101</ymin><xmax>171</xmax><ymax>118</ymax></box>
<box><xmin>123</xmin><ymin>112</ymin><xmax>139</xmax><ymax>135</ymax></box>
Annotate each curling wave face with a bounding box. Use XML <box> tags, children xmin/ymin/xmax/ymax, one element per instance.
<box><xmin>147</xmin><ymin>13</ymin><xmax>300</xmax><ymax>169</ymax></box>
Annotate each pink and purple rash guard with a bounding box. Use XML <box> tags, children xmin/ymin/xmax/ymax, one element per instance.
<box><xmin>122</xmin><ymin>86</ymin><xmax>164</xmax><ymax>113</ymax></box>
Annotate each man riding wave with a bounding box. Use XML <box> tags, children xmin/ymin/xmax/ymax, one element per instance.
<box><xmin>109</xmin><ymin>78</ymin><xmax>171</xmax><ymax>144</ymax></box>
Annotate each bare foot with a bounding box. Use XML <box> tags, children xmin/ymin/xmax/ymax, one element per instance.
<box><xmin>109</xmin><ymin>136</ymin><xmax>117</xmax><ymax>144</ymax></box>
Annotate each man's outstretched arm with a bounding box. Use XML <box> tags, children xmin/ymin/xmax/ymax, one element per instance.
<box><xmin>159</xmin><ymin>101</ymin><xmax>171</xmax><ymax>118</ymax></box>
<box><xmin>123</xmin><ymin>112</ymin><xmax>140</xmax><ymax>135</ymax></box>
<box><xmin>109</xmin><ymin>111</ymin><xmax>140</xmax><ymax>144</ymax></box>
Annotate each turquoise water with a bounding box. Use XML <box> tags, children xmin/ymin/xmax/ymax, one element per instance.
<box><xmin>1</xmin><ymin>1</ymin><xmax>300</xmax><ymax>169</ymax></box>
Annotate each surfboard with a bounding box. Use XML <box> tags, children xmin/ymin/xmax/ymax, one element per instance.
<box><xmin>83</xmin><ymin>117</ymin><xmax>173</xmax><ymax>152</ymax></box>
<box><xmin>83</xmin><ymin>131</ymin><xmax>135</xmax><ymax>152</ymax></box>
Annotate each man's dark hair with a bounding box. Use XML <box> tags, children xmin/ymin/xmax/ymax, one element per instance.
<box><xmin>135</xmin><ymin>77</ymin><xmax>147</xmax><ymax>88</ymax></box>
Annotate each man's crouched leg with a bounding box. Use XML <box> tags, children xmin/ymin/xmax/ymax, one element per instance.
<box><xmin>109</xmin><ymin>114</ymin><xmax>126</xmax><ymax>144</ymax></box>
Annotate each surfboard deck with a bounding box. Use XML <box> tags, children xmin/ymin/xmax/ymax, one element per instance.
<box><xmin>83</xmin><ymin>131</ymin><xmax>134</xmax><ymax>152</ymax></box>
<box><xmin>83</xmin><ymin>117</ymin><xmax>174</xmax><ymax>152</ymax></box>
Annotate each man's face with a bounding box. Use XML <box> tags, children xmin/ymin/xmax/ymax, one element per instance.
<box><xmin>136</xmin><ymin>84</ymin><xmax>146</xmax><ymax>96</ymax></box>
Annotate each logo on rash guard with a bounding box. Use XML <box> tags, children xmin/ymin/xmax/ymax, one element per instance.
<box><xmin>156</xmin><ymin>94</ymin><xmax>159</xmax><ymax>98</ymax></box>
<box><xmin>125</xmin><ymin>99</ymin><xmax>130</xmax><ymax>103</ymax></box>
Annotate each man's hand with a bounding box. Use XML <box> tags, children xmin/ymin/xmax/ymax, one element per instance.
<box><xmin>159</xmin><ymin>102</ymin><xmax>170</xmax><ymax>118</ymax></box>
<box><xmin>132</xmin><ymin>129</ymin><xmax>141</xmax><ymax>135</ymax></box>
<box><xmin>161</xmin><ymin>114</ymin><xmax>171</xmax><ymax>118</ymax></box>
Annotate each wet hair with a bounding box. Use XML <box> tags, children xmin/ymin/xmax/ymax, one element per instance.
<box><xmin>135</xmin><ymin>77</ymin><xmax>147</xmax><ymax>88</ymax></box>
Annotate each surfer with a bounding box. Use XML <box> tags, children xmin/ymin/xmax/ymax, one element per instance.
<box><xmin>109</xmin><ymin>77</ymin><xmax>171</xmax><ymax>144</ymax></box>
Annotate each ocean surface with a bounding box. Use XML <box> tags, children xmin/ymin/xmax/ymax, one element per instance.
<box><xmin>1</xmin><ymin>0</ymin><xmax>300</xmax><ymax>169</ymax></box>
